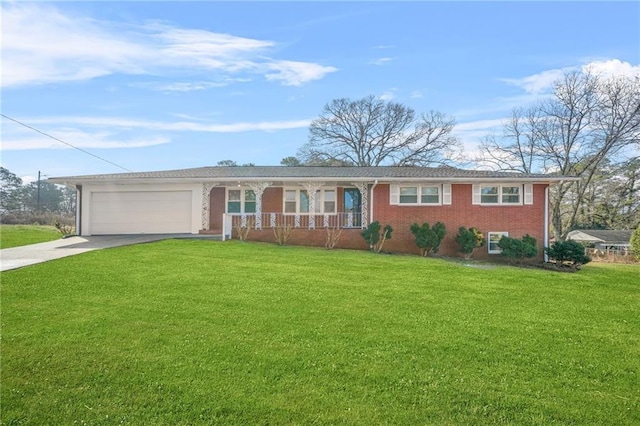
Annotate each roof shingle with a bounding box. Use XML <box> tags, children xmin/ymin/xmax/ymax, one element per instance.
<box><xmin>49</xmin><ymin>165</ymin><xmax>568</xmax><ymax>182</ymax></box>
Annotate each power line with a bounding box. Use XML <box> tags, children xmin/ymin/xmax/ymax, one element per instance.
<box><xmin>1</xmin><ymin>113</ymin><xmax>133</xmax><ymax>172</ymax></box>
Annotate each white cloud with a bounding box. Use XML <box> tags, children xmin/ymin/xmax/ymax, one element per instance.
<box><xmin>582</xmin><ymin>59</ymin><xmax>640</xmax><ymax>78</ymax></box>
<box><xmin>501</xmin><ymin>69</ymin><xmax>566</xmax><ymax>95</ymax></box>
<box><xmin>2</xmin><ymin>113</ymin><xmax>312</xmax><ymax>151</ymax></box>
<box><xmin>2</xmin><ymin>128</ymin><xmax>170</xmax><ymax>151</ymax></box>
<box><xmin>454</xmin><ymin>118</ymin><xmax>506</xmax><ymax>133</ymax></box>
<box><xmin>131</xmin><ymin>81</ymin><xmax>229</xmax><ymax>92</ymax></box>
<box><xmin>1</xmin><ymin>3</ymin><xmax>337</xmax><ymax>87</ymax></box>
<box><xmin>8</xmin><ymin>115</ymin><xmax>312</xmax><ymax>137</ymax></box>
<box><xmin>379</xmin><ymin>91</ymin><xmax>395</xmax><ymax>101</ymax></box>
<box><xmin>452</xmin><ymin>118</ymin><xmax>506</xmax><ymax>150</ymax></box>
<box><xmin>369</xmin><ymin>57</ymin><xmax>393</xmax><ymax>66</ymax></box>
<box><xmin>410</xmin><ymin>91</ymin><xmax>423</xmax><ymax>99</ymax></box>
<box><xmin>500</xmin><ymin>59</ymin><xmax>640</xmax><ymax>95</ymax></box>
<box><xmin>265</xmin><ymin>60</ymin><xmax>338</xmax><ymax>86</ymax></box>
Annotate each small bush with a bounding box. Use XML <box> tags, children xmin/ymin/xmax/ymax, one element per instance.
<box><xmin>325</xmin><ymin>227</ymin><xmax>342</xmax><ymax>249</ymax></box>
<box><xmin>497</xmin><ymin>234</ymin><xmax>538</xmax><ymax>264</ymax></box>
<box><xmin>631</xmin><ymin>227</ymin><xmax>640</xmax><ymax>261</ymax></box>
<box><xmin>545</xmin><ymin>240</ymin><xmax>591</xmax><ymax>270</ymax></box>
<box><xmin>455</xmin><ymin>227</ymin><xmax>485</xmax><ymax>259</ymax></box>
<box><xmin>361</xmin><ymin>221</ymin><xmax>392</xmax><ymax>253</ymax></box>
<box><xmin>410</xmin><ymin>222</ymin><xmax>446</xmax><ymax>256</ymax></box>
<box><xmin>54</xmin><ymin>221</ymin><xmax>75</xmax><ymax>237</ymax></box>
<box><xmin>273</xmin><ymin>222</ymin><xmax>295</xmax><ymax>245</ymax></box>
<box><xmin>234</xmin><ymin>217</ymin><xmax>254</xmax><ymax>241</ymax></box>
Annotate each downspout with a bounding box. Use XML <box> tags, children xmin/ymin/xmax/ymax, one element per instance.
<box><xmin>76</xmin><ymin>185</ymin><xmax>82</xmax><ymax>236</ymax></box>
<box><xmin>369</xmin><ymin>180</ymin><xmax>378</xmax><ymax>225</ymax></box>
<box><xmin>544</xmin><ymin>185</ymin><xmax>549</xmax><ymax>262</ymax></box>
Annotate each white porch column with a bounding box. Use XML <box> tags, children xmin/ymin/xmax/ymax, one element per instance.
<box><xmin>302</xmin><ymin>181</ymin><xmax>323</xmax><ymax>229</ymax></box>
<box><xmin>351</xmin><ymin>182</ymin><xmax>369</xmax><ymax>228</ymax></box>
<box><xmin>201</xmin><ymin>182</ymin><xmax>218</xmax><ymax>230</ymax></box>
<box><xmin>247</xmin><ymin>181</ymin><xmax>271</xmax><ymax>230</ymax></box>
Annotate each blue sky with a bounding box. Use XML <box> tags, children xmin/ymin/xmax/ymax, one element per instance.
<box><xmin>2</xmin><ymin>1</ymin><xmax>639</xmax><ymax>183</ymax></box>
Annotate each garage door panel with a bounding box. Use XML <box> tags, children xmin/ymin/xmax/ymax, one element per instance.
<box><xmin>90</xmin><ymin>191</ymin><xmax>192</xmax><ymax>234</ymax></box>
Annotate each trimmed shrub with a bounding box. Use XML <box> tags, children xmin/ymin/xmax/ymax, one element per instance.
<box><xmin>273</xmin><ymin>222</ymin><xmax>294</xmax><ymax>245</ymax></box>
<box><xmin>361</xmin><ymin>221</ymin><xmax>393</xmax><ymax>253</ymax></box>
<box><xmin>54</xmin><ymin>221</ymin><xmax>76</xmax><ymax>237</ymax></box>
<box><xmin>455</xmin><ymin>226</ymin><xmax>485</xmax><ymax>259</ymax></box>
<box><xmin>631</xmin><ymin>227</ymin><xmax>640</xmax><ymax>261</ymax></box>
<box><xmin>325</xmin><ymin>227</ymin><xmax>343</xmax><ymax>249</ymax></box>
<box><xmin>545</xmin><ymin>240</ymin><xmax>591</xmax><ymax>270</ymax></box>
<box><xmin>498</xmin><ymin>234</ymin><xmax>538</xmax><ymax>264</ymax></box>
<box><xmin>410</xmin><ymin>222</ymin><xmax>446</xmax><ymax>256</ymax></box>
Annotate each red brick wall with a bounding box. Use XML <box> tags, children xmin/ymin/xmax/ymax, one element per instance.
<box><xmin>262</xmin><ymin>187</ymin><xmax>283</xmax><ymax>213</ymax></box>
<box><xmin>371</xmin><ymin>184</ymin><xmax>547</xmax><ymax>259</ymax></box>
<box><xmin>217</xmin><ymin>183</ymin><xmax>549</xmax><ymax>260</ymax></box>
<box><xmin>237</xmin><ymin>228</ymin><xmax>368</xmax><ymax>251</ymax></box>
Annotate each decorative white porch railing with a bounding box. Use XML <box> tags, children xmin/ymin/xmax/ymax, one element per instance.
<box><xmin>222</xmin><ymin>212</ymin><xmax>364</xmax><ymax>240</ymax></box>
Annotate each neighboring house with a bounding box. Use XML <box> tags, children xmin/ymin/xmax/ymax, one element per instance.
<box><xmin>49</xmin><ymin>166</ymin><xmax>575</xmax><ymax>259</ymax></box>
<box><xmin>567</xmin><ymin>229</ymin><xmax>634</xmax><ymax>254</ymax></box>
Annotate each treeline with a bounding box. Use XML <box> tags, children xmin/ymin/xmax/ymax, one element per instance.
<box><xmin>0</xmin><ymin>167</ymin><xmax>76</xmax><ymax>224</ymax></box>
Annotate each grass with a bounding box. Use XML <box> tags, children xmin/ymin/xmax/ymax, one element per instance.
<box><xmin>0</xmin><ymin>224</ymin><xmax>61</xmax><ymax>249</ymax></box>
<box><xmin>1</xmin><ymin>240</ymin><xmax>638</xmax><ymax>425</ymax></box>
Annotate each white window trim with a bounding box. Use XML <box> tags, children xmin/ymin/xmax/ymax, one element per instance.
<box><xmin>282</xmin><ymin>187</ymin><xmax>337</xmax><ymax>214</ymax></box>
<box><xmin>390</xmin><ymin>184</ymin><xmax>451</xmax><ymax>206</ymax></box>
<box><xmin>473</xmin><ymin>184</ymin><xmax>527</xmax><ymax>206</ymax></box>
<box><xmin>488</xmin><ymin>232</ymin><xmax>509</xmax><ymax>254</ymax></box>
<box><xmin>226</xmin><ymin>187</ymin><xmax>256</xmax><ymax>214</ymax></box>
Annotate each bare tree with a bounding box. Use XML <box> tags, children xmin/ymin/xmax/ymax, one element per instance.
<box><xmin>298</xmin><ymin>95</ymin><xmax>460</xmax><ymax>167</ymax></box>
<box><xmin>478</xmin><ymin>108</ymin><xmax>543</xmax><ymax>173</ymax></box>
<box><xmin>477</xmin><ymin>70</ymin><xmax>640</xmax><ymax>240</ymax></box>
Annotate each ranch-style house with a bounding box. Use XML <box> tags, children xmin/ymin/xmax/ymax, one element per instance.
<box><xmin>49</xmin><ymin>166</ymin><xmax>575</xmax><ymax>259</ymax></box>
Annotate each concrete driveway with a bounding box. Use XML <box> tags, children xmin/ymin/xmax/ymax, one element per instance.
<box><xmin>0</xmin><ymin>234</ymin><xmax>220</xmax><ymax>272</ymax></box>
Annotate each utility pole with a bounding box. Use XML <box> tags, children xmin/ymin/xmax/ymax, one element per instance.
<box><xmin>37</xmin><ymin>170</ymin><xmax>41</xmax><ymax>212</ymax></box>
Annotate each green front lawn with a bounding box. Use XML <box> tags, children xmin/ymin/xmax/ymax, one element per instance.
<box><xmin>2</xmin><ymin>240</ymin><xmax>638</xmax><ymax>424</ymax></box>
<box><xmin>0</xmin><ymin>224</ymin><xmax>61</xmax><ymax>249</ymax></box>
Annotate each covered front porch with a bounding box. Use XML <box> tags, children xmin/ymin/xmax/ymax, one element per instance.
<box><xmin>199</xmin><ymin>180</ymin><xmax>373</xmax><ymax>239</ymax></box>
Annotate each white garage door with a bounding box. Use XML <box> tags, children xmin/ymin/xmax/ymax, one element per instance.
<box><xmin>90</xmin><ymin>191</ymin><xmax>192</xmax><ymax>234</ymax></box>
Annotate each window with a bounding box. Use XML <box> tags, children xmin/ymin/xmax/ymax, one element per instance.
<box><xmin>244</xmin><ymin>190</ymin><xmax>256</xmax><ymax>213</ymax></box>
<box><xmin>488</xmin><ymin>232</ymin><xmax>508</xmax><ymax>254</ymax></box>
<box><xmin>227</xmin><ymin>189</ymin><xmax>242</xmax><ymax>213</ymax></box>
<box><xmin>226</xmin><ymin>189</ymin><xmax>256</xmax><ymax>213</ymax></box>
<box><xmin>283</xmin><ymin>188</ymin><xmax>337</xmax><ymax>214</ymax></box>
<box><xmin>398</xmin><ymin>185</ymin><xmax>440</xmax><ymax>205</ymax></box>
<box><xmin>323</xmin><ymin>190</ymin><xmax>336</xmax><ymax>213</ymax></box>
<box><xmin>421</xmin><ymin>186</ymin><xmax>440</xmax><ymax>204</ymax></box>
<box><xmin>480</xmin><ymin>186</ymin><xmax>499</xmax><ymax>204</ymax></box>
<box><xmin>399</xmin><ymin>187</ymin><xmax>418</xmax><ymax>204</ymax></box>
<box><xmin>300</xmin><ymin>190</ymin><xmax>310</xmax><ymax>213</ymax></box>
<box><xmin>479</xmin><ymin>185</ymin><xmax>522</xmax><ymax>205</ymax></box>
<box><xmin>284</xmin><ymin>190</ymin><xmax>297</xmax><ymax>213</ymax></box>
<box><xmin>501</xmin><ymin>186</ymin><xmax>520</xmax><ymax>204</ymax></box>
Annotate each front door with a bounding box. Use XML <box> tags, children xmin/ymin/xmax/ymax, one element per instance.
<box><xmin>343</xmin><ymin>188</ymin><xmax>362</xmax><ymax>227</ymax></box>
